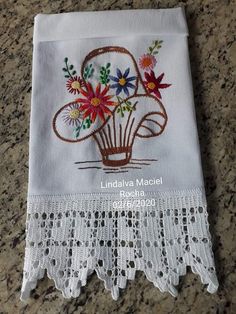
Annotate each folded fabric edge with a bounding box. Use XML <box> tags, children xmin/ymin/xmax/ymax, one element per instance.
<box><xmin>20</xmin><ymin>189</ymin><xmax>218</xmax><ymax>301</ymax></box>
<box><xmin>33</xmin><ymin>7</ymin><xmax>189</xmax><ymax>43</ymax></box>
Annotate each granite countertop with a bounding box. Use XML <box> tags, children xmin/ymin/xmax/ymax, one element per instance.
<box><xmin>0</xmin><ymin>1</ymin><xmax>235</xmax><ymax>313</ymax></box>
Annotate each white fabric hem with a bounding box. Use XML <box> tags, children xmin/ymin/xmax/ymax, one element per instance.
<box><xmin>33</xmin><ymin>8</ymin><xmax>188</xmax><ymax>43</ymax></box>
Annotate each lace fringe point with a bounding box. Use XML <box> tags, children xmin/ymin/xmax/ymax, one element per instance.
<box><xmin>20</xmin><ymin>190</ymin><xmax>219</xmax><ymax>301</ymax></box>
<box><xmin>20</xmin><ymin>260</ymin><xmax>218</xmax><ymax>301</ymax></box>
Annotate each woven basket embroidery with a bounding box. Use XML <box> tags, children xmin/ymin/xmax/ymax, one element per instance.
<box><xmin>52</xmin><ymin>41</ymin><xmax>171</xmax><ymax>167</ymax></box>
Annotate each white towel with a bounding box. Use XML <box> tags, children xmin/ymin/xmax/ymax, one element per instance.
<box><xmin>20</xmin><ymin>8</ymin><xmax>219</xmax><ymax>301</ymax></box>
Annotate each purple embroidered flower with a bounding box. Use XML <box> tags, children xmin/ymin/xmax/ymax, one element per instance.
<box><xmin>62</xmin><ymin>102</ymin><xmax>83</xmax><ymax>127</ymax></box>
<box><xmin>109</xmin><ymin>68</ymin><xmax>136</xmax><ymax>96</ymax></box>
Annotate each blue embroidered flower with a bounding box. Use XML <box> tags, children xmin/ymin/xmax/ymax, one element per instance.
<box><xmin>109</xmin><ymin>68</ymin><xmax>136</xmax><ymax>96</ymax></box>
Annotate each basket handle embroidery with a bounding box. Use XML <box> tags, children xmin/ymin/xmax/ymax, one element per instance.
<box><xmin>80</xmin><ymin>46</ymin><xmax>147</xmax><ymax>95</ymax></box>
<box><xmin>52</xmin><ymin>43</ymin><xmax>170</xmax><ymax>167</ymax></box>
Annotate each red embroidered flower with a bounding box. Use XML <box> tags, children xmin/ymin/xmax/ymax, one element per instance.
<box><xmin>144</xmin><ymin>71</ymin><xmax>171</xmax><ymax>99</ymax></box>
<box><xmin>76</xmin><ymin>82</ymin><xmax>117</xmax><ymax>122</ymax></box>
<box><xmin>66</xmin><ymin>76</ymin><xmax>84</xmax><ymax>94</ymax></box>
<box><xmin>139</xmin><ymin>54</ymin><xmax>157</xmax><ymax>71</ymax></box>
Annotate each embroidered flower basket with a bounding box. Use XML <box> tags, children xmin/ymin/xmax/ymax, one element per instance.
<box><xmin>53</xmin><ymin>46</ymin><xmax>168</xmax><ymax>167</ymax></box>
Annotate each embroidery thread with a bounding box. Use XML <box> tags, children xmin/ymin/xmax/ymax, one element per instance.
<box><xmin>99</xmin><ymin>63</ymin><xmax>111</xmax><ymax>85</ymax></box>
<box><xmin>144</xmin><ymin>71</ymin><xmax>171</xmax><ymax>99</ymax></box>
<box><xmin>63</xmin><ymin>57</ymin><xmax>84</xmax><ymax>94</ymax></box>
<box><xmin>83</xmin><ymin>63</ymin><xmax>94</xmax><ymax>81</ymax></box>
<box><xmin>109</xmin><ymin>68</ymin><xmax>136</xmax><ymax>96</ymax></box>
<box><xmin>53</xmin><ymin>41</ymin><xmax>171</xmax><ymax>167</ymax></box>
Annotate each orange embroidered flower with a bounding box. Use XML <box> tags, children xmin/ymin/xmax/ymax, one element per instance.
<box><xmin>66</xmin><ymin>76</ymin><xmax>84</xmax><ymax>94</ymax></box>
<box><xmin>76</xmin><ymin>82</ymin><xmax>117</xmax><ymax>122</ymax></box>
<box><xmin>139</xmin><ymin>54</ymin><xmax>157</xmax><ymax>71</ymax></box>
<box><xmin>144</xmin><ymin>71</ymin><xmax>171</xmax><ymax>99</ymax></box>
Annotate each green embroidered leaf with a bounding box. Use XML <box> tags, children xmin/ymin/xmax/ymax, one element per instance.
<box><xmin>116</xmin><ymin>97</ymin><xmax>137</xmax><ymax>118</ymax></box>
<box><xmin>63</xmin><ymin>57</ymin><xmax>77</xmax><ymax>79</ymax></box>
<box><xmin>74</xmin><ymin>123</ymin><xmax>83</xmax><ymax>138</ymax></box>
<box><xmin>99</xmin><ymin>62</ymin><xmax>111</xmax><ymax>85</ymax></box>
<box><xmin>74</xmin><ymin>116</ymin><xmax>93</xmax><ymax>138</ymax></box>
<box><xmin>147</xmin><ymin>40</ymin><xmax>163</xmax><ymax>56</ymax></box>
<box><xmin>83</xmin><ymin>64</ymin><xmax>94</xmax><ymax>80</ymax></box>
<box><xmin>85</xmin><ymin>117</ymin><xmax>92</xmax><ymax>128</ymax></box>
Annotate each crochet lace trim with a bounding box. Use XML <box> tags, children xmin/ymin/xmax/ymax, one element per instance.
<box><xmin>20</xmin><ymin>190</ymin><xmax>219</xmax><ymax>301</ymax></box>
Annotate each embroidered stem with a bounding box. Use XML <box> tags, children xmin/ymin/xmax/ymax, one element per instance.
<box><xmin>116</xmin><ymin>96</ymin><xmax>137</xmax><ymax>117</ymax></box>
<box><xmin>99</xmin><ymin>63</ymin><xmax>111</xmax><ymax>85</ymax></box>
<box><xmin>74</xmin><ymin>119</ymin><xmax>84</xmax><ymax>138</ymax></box>
<box><xmin>62</xmin><ymin>57</ymin><xmax>77</xmax><ymax>79</ymax></box>
<box><xmin>83</xmin><ymin>64</ymin><xmax>94</xmax><ymax>81</ymax></box>
<box><xmin>116</xmin><ymin>96</ymin><xmax>125</xmax><ymax>117</ymax></box>
<box><xmin>74</xmin><ymin>116</ymin><xmax>93</xmax><ymax>138</ymax></box>
<box><xmin>147</xmin><ymin>40</ymin><xmax>163</xmax><ymax>55</ymax></box>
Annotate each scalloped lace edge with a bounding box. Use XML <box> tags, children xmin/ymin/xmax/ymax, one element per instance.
<box><xmin>20</xmin><ymin>258</ymin><xmax>218</xmax><ymax>301</ymax></box>
<box><xmin>20</xmin><ymin>191</ymin><xmax>219</xmax><ymax>301</ymax></box>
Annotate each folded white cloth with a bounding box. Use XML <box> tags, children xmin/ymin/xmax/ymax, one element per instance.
<box><xmin>20</xmin><ymin>8</ymin><xmax>219</xmax><ymax>301</ymax></box>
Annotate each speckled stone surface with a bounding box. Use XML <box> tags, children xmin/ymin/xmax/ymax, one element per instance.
<box><xmin>0</xmin><ymin>0</ymin><xmax>235</xmax><ymax>313</ymax></box>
